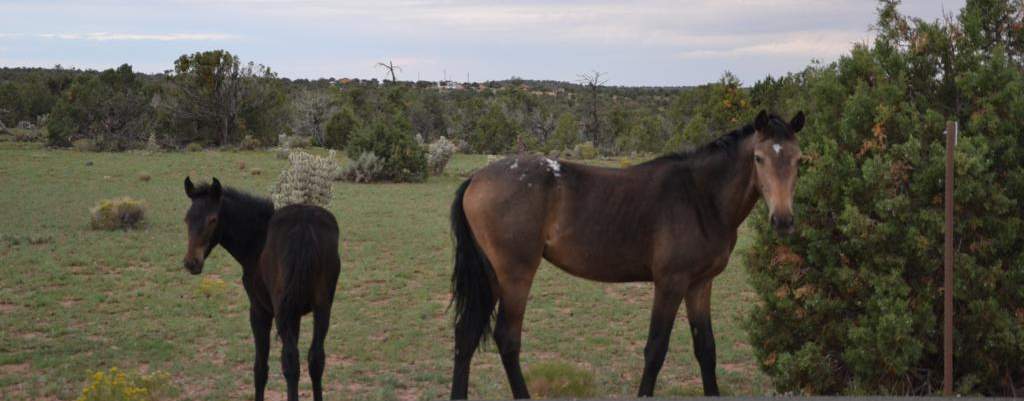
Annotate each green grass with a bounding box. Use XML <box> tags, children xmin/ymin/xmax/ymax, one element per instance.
<box><xmin>0</xmin><ymin>142</ymin><xmax>769</xmax><ymax>400</ymax></box>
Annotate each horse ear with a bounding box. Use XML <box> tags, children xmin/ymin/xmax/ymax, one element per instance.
<box><xmin>210</xmin><ymin>177</ymin><xmax>222</xmax><ymax>200</ymax></box>
<box><xmin>790</xmin><ymin>111</ymin><xmax>805</xmax><ymax>133</ymax></box>
<box><xmin>754</xmin><ymin>110</ymin><xmax>769</xmax><ymax>132</ymax></box>
<box><xmin>184</xmin><ymin>177</ymin><xmax>196</xmax><ymax>198</ymax></box>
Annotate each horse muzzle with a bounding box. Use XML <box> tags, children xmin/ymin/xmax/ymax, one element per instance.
<box><xmin>183</xmin><ymin>257</ymin><xmax>204</xmax><ymax>275</ymax></box>
<box><xmin>770</xmin><ymin>213</ymin><xmax>795</xmax><ymax>235</ymax></box>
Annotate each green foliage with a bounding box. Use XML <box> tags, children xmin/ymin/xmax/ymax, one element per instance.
<box><xmin>616</xmin><ymin>115</ymin><xmax>664</xmax><ymax>154</ymax></box>
<box><xmin>324</xmin><ymin>105</ymin><xmax>361</xmax><ymax>149</ymax></box>
<box><xmin>744</xmin><ymin>1</ymin><xmax>1024</xmax><ymax>395</ymax></box>
<box><xmin>158</xmin><ymin>50</ymin><xmax>287</xmax><ymax>147</ymax></box>
<box><xmin>90</xmin><ymin>197</ymin><xmax>146</xmax><ymax>230</ymax></box>
<box><xmin>574</xmin><ymin>141</ymin><xmax>598</xmax><ymax>159</ymax></box>
<box><xmin>47</xmin><ymin>64</ymin><xmax>153</xmax><ymax>150</ymax></box>
<box><xmin>524</xmin><ymin>362</ymin><xmax>595</xmax><ymax>398</ymax></box>
<box><xmin>348</xmin><ymin>114</ymin><xmax>427</xmax><ymax>182</ymax></box>
<box><xmin>548</xmin><ymin>112</ymin><xmax>579</xmax><ymax>152</ymax></box>
<box><xmin>467</xmin><ymin>103</ymin><xmax>519</xmax><ymax>154</ymax></box>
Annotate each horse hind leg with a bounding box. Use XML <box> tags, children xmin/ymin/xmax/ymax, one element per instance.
<box><xmin>250</xmin><ymin>306</ymin><xmax>273</xmax><ymax>401</ymax></box>
<box><xmin>276</xmin><ymin>313</ymin><xmax>302</xmax><ymax>401</ymax></box>
<box><xmin>309</xmin><ymin>304</ymin><xmax>331</xmax><ymax>401</ymax></box>
<box><xmin>492</xmin><ymin>268</ymin><xmax>536</xmax><ymax>399</ymax></box>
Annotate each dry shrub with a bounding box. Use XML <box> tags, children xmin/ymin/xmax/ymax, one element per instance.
<box><xmin>270</xmin><ymin>150</ymin><xmax>338</xmax><ymax>208</ymax></box>
<box><xmin>137</xmin><ymin>172</ymin><xmax>151</xmax><ymax>182</ymax></box>
<box><xmin>239</xmin><ymin>135</ymin><xmax>261</xmax><ymax>150</ymax></box>
<box><xmin>73</xmin><ymin>138</ymin><xmax>97</xmax><ymax>152</ymax></box>
<box><xmin>338</xmin><ymin>152</ymin><xmax>384</xmax><ymax>183</ymax></box>
<box><xmin>524</xmin><ymin>362</ymin><xmax>595</xmax><ymax>398</ymax></box>
<box><xmin>250</xmin><ymin>167</ymin><xmax>263</xmax><ymax>176</ymax></box>
<box><xmin>90</xmin><ymin>197</ymin><xmax>146</xmax><ymax>230</ymax></box>
<box><xmin>237</xmin><ymin>161</ymin><xmax>247</xmax><ymax>170</ymax></box>
<box><xmin>427</xmin><ymin>136</ymin><xmax>456</xmax><ymax>175</ymax></box>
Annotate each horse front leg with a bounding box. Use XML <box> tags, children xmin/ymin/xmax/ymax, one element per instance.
<box><xmin>250</xmin><ymin>306</ymin><xmax>273</xmax><ymax>401</ymax></box>
<box><xmin>637</xmin><ymin>283</ymin><xmax>686</xmax><ymax>397</ymax></box>
<box><xmin>685</xmin><ymin>279</ymin><xmax>720</xmax><ymax>396</ymax></box>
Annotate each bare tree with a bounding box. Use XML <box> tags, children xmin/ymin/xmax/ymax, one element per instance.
<box><xmin>289</xmin><ymin>88</ymin><xmax>336</xmax><ymax>145</ymax></box>
<box><xmin>577</xmin><ymin>70</ymin><xmax>608</xmax><ymax>146</ymax></box>
<box><xmin>376</xmin><ymin>60</ymin><xmax>402</xmax><ymax>83</ymax></box>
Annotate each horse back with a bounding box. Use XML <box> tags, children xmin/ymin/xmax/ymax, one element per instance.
<box><xmin>260</xmin><ymin>204</ymin><xmax>341</xmax><ymax>315</ymax></box>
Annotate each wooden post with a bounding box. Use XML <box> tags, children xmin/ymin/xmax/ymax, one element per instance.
<box><xmin>943</xmin><ymin>121</ymin><xmax>955</xmax><ymax>396</ymax></box>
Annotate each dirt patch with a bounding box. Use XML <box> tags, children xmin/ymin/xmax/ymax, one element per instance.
<box><xmin>721</xmin><ymin>362</ymin><xmax>755</xmax><ymax>374</ymax></box>
<box><xmin>0</xmin><ymin>362</ymin><xmax>30</xmax><ymax>375</ymax></box>
<box><xmin>0</xmin><ymin>303</ymin><xmax>16</xmax><ymax>313</ymax></box>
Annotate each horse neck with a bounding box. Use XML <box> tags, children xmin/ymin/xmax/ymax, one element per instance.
<box><xmin>688</xmin><ymin>136</ymin><xmax>761</xmax><ymax>230</ymax></box>
<box><xmin>217</xmin><ymin>195</ymin><xmax>273</xmax><ymax>269</ymax></box>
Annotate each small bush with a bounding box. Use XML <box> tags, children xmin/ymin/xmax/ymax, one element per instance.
<box><xmin>237</xmin><ymin>161</ymin><xmax>246</xmax><ymax>170</ymax></box>
<box><xmin>184</xmin><ymin>142</ymin><xmax>203</xmax><ymax>152</ymax></box>
<box><xmin>144</xmin><ymin>133</ymin><xmax>161</xmax><ymax>152</ymax></box>
<box><xmin>426</xmin><ymin>136</ymin><xmax>456</xmax><ymax>176</ymax></box>
<box><xmin>137</xmin><ymin>172</ymin><xmax>151</xmax><ymax>182</ymax></box>
<box><xmin>239</xmin><ymin>134</ymin><xmax>261</xmax><ymax>150</ymax></box>
<box><xmin>73</xmin><ymin>138</ymin><xmax>97</xmax><ymax>152</ymax></box>
<box><xmin>347</xmin><ymin>115</ymin><xmax>427</xmax><ymax>182</ymax></box>
<box><xmin>324</xmin><ymin>106</ymin><xmax>360</xmax><ymax>149</ymax></box>
<box><xmin>11</xmin><ymin>128</ymin><xmax>40</xmax><ymax>142</ymax></box>
<box><xmin>278</xmin><ymin>134</ymin><xmax>312</xmax><ymax>148</ymax></box>
<box><xmin>270</xmin><ymin>150</ymin><xmax>338</xmax><ymax>208</ymax></box>
<box><xmin>90</xmin><ymin>197</ymin><xmax>146</xmax><ymax>230</ymax></box>
<box><xmin>574</xmin><ymin>141</ymin><xmax>598</xmax><ymax>159</ymax></box>
<box><xmin>77</xmin><ymin>367</ymin><xmax>171</xmax><ymax>401</ymax></box>
<box><xmin>250</xmin><ymin>167</ymin><xmax>262</xmax><ymax>176</ymax></box>
<box><xmin>524</xmin><ymin>362</ymin><xmax>595</xmax><ymax>399</ymax></box>
<box><xmin>339</xmin><ymin>152</ymin><xmax>385</xmax><ymax>183</ymax></box>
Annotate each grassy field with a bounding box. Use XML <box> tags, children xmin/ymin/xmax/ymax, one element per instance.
<box><xmin>0</xmin><ymin>142</ymin><xmax>769</xmax><ymax>400</ymax></box>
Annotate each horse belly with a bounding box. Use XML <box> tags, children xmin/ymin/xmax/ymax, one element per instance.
<box><xmin>542</xmin><ymin>236</ymin><xmax>653</xmax><ymax>283</ymax></box>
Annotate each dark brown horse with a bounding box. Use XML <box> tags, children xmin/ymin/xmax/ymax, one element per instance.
<box><xmin>449</xmin><ymin>110</ymin><xmax>804</xmax><ymax>398</ymax></box>
<box><xmin>182</xmin><ymin>178</ymin><xmax>341</xmax><ymax>401</ymax></box>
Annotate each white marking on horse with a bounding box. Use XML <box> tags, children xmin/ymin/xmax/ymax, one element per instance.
<box><xmin>772</xmin><ymin>143</ymin><xmax>782</xmax><ymax>155</ymax></box>
<box><xmin>544</xmin><ymin>158</ymin><xmax>561</xmax><ymax>177</ymax></box>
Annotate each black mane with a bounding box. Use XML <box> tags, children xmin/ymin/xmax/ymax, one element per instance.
<box><xmin>192</xmin><ymin>183</ymin><xmax>275</xmax><ymax>214</ymax></box>
<box><xmin>646</xmin><ymin>114</ymin><xmax>792</xmax><ymax>165</ymax></box>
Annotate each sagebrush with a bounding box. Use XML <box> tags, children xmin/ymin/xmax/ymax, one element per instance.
<box><xmin>270</xmin><ymin>150</ymin><xmax>338</xmax><ymax>208</ymax></box>
<box><xmin>90</xmin><ymin>197</ymin><xmax>146</xmax><ymax>230</ymax></box>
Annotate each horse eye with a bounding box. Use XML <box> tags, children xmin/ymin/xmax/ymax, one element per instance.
<box><xmin>754</xmin><ymin>155</ymin><xmax>764</xmax><ymax>164</ymax></box>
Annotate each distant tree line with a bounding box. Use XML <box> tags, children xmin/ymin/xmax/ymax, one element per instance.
<box><xmin>0</xmin><ymin>51</ymin><xmax>754</xmax><ymax>155</ymax></box>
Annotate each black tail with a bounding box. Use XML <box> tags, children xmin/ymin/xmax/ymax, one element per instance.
<box><xmin>449</xmin><ymin>178</ymin><xmax>496</xmax><ymax>351</ymax></box>
<box><xmin>278</xmin><ymin>225</ymin><xmax>316</xmax><ymax>327</ymax></box>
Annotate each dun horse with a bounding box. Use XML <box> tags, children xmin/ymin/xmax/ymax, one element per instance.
<box><xmin>449</xmin><ymin>110</ymin><xmax>804</xmax><ymax>398</ymax></box>
<box><xmin>182</xmin><ymin>178</ymin><xmax>341</xmax><ymax>401</ymax></box>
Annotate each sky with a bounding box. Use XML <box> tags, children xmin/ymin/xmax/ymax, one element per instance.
<box><xmin>0</xmin><ymin>0</ymin><xmax>966</xmax><ymax>86</ymax></box>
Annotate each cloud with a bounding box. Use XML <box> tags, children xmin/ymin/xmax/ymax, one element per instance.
<box><xmin>675</xmin><ymin>31</ymin><xmax>874</xmax><ymax>60</ymax></box>
<box><xmin>4</xmin><ymin>32</ymin><xmax>238</xmax><ymax>41</ymax></box>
